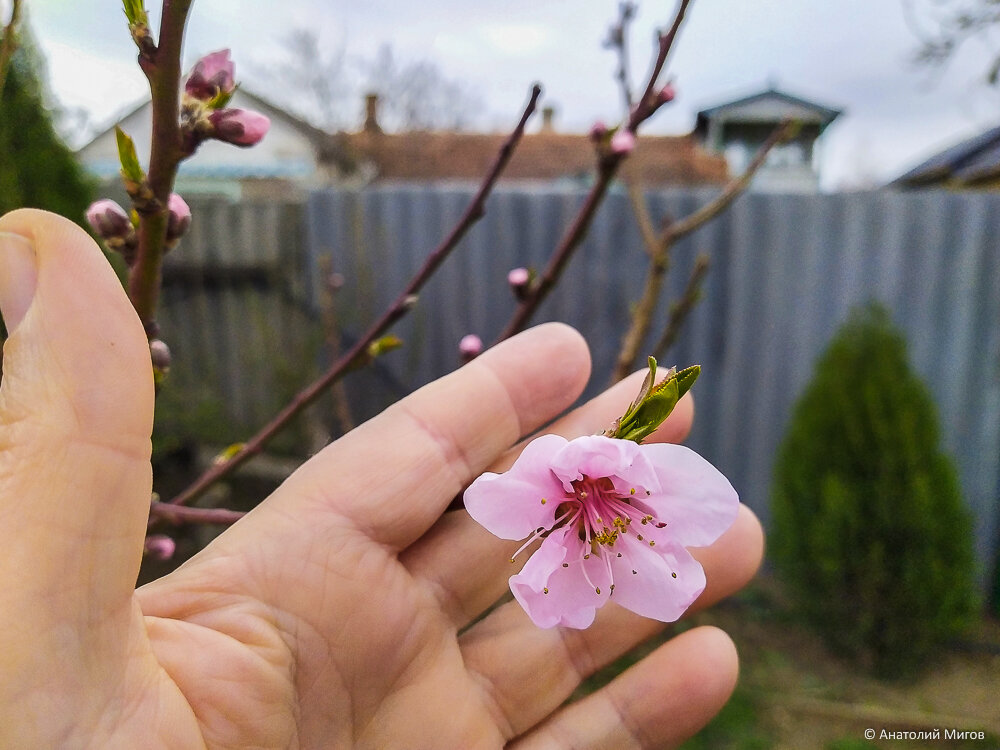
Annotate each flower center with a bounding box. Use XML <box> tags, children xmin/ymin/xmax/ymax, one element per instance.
<box><xmin>510</xmin><ymin>475</ymin><xmax>673</xmax><ymax>598</ymax></box>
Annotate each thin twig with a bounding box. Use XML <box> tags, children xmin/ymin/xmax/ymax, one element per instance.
<box><xmin>318</xmin><ymin>255</ymin><xmax>355</xmax><ymax>436</ymax></box>
<box><xmin>149</xmin><ymin>503</ymin><xmax>247</xmax><ymax>525</ymax></box>
<box><xmin>606</xmin><ymin>2</ymin><xmax>637</xmax><ymax>116</ymax></box>
<box><xmin>495</xmin><ymin>0</ymin><xmax>692</xmax><ymax>343</ymax></box>
<box><xmin>165</xmin><ymin>84</ymin><xmax>543</xmax><ymax>511</ymax></box>
<box><xmin>128</xmin><ymin>0</ymin><xmax>194</xmax><ymax>338</ymax></box>
<box><xmin>654</xmin><ymin>252</ymin><xmax>709</xmax><ymax>357</ymax></box>
<box><xmin>667</xmin><ymin>119</ymin><xmax>795</xmax><ymax>242</ymax></box>
<box><xmin>611</xmin><ymin>119</ymin><xmax>794</xmax><ymax>381</ymax></box>
<box><xmin>0</xmin><ymin>0</ymin><xmax>23</xmax><ymax>96</ymax></box>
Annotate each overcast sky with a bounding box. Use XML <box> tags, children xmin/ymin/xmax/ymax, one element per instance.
<box><xmin>15</xmin><ymin>0</ymin><xmax>1000</xmax><ymax>189</ymax></box>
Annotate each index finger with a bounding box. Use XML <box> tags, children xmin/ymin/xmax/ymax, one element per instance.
<box><xmin>273</xmin><ymin>322</ymin><xmax>593</xmax><ymax>549</ymax></box>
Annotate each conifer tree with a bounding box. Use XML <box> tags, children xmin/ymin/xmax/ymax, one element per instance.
<box><xmin>771</xmin><ymin>303</ymin><xmax>977</xmax><ymax>677</ymax></box>
<box><xmin>0</xmin><ymin>24</ymin><xmax>95</xmax><ymax>220</ymax></box>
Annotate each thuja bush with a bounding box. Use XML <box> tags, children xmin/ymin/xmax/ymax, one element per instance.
<box><xmin>771</xmin><ymin>303</ymin><xmax>977</xmax><ymax>677</ymax></box>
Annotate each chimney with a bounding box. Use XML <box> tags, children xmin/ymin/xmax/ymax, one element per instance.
<box><xmin>364</xmin><ymin>92</ymin><xmax>383</xmax><ymax>134</ymax></box>
<box><xmin>541</xmin><ymin>105</ymin><xmax>556</xmax><ymax>133</ymax></box>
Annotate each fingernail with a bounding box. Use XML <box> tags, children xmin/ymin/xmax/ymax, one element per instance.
<box><xmin>0</xmin><ymin>231</ymin><xmax>38</xmax><ymax>334</ymax></box>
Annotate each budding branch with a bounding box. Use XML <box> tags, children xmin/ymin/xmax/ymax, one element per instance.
<box><xmin>155</xmin><ymin>83</ymin><xmax>544</xmax><ymax>516</ymax></box>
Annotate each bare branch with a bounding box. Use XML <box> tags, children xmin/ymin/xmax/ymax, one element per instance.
<box><xmin>166</xmin><ymin>84</ymin><xmax>543</xmax><ymax>509</ymax></box>
<box><xmin>495</xmin><ymin>0</ymin><xmax>692</xmax><ymax>343</ymax></box>
<box><xmin>653</xmin><ymin>252</ymin><xmax>710</xmax><ymax>358</ymax></box>
<box><xmin>611</xmin><ymin>119</ymin><xmax>794</xmax><ymax>381</ymax></box>
<box><xmin>128</xmin><ymin>0</ymin><xmax>195</xmax><ymax>339</ymax></box>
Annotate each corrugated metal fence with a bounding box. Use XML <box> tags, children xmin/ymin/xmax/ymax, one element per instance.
<box><xmin>160</xmin><ymin>188</ymin><xmax>1000</xmax><ymax>579</ymax></box>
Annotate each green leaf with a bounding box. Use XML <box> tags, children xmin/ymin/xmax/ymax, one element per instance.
<box><xmin>608</xmin><ymin>358</ymin><xmax>701</xmax><ymax>443</ymax></box>
<box><xmin>115</xmin><ymin>126</ymin><xmax>145</xmax><ymax>184</ymax></box>
<box><xmin>122</xmin><ymin>0</ymin><xmax>148</xmax><ymax>26</ymax></box>
<box><xmin>367</xmin><ymin>334</ymin><xmax>404</xmax><ymax>358</ymax></box>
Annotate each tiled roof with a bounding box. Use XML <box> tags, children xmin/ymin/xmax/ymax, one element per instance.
<box><xmin>342</xmin><ymin>130</ymin><xmax>728</xmax><ymax>185</ymax></box>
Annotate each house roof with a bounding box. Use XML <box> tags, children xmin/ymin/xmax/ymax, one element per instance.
<box><xmin>694</xmin><ymin>87</ymin><xmax>842</xmax><ymax>137</ymax></box>
<box><xmin>892</xmin><ymin>125</ymin><xmax>1000</xmax><ymax>187</ymax></box>
<box><xmin>79</xmin><ymin>90</ymin><xmax>727</xmax><ymax>186</ymax></box>
<box><xmin>77</xmin><ymin>89</ymin><xmax>356</xmax><ymax>178</ymax></box>
<box><xmin>342</xmin><ymin>130</ymin><xmax>728</xmax><ymax>185</ymax></box>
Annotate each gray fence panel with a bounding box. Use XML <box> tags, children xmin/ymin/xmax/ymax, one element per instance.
<box><xmin>150</xmin><ymin>188</ymin><xmax>1000</xmax><ymax>583</ymax></box>
<box><xmin>305</xmin><ymin>185</ymin><xmax>1000</xmax><ymax>583</ymax></box>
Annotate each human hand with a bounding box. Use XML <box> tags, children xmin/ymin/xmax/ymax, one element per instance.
<box><xmin>0</xmin><ymin>210</ymin><xmax>763</xmax><ymax>749</ymax></box>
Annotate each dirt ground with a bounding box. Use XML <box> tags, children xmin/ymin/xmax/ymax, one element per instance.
<box><xmin>691</xmin><ymin>579</ymin><xmax>1000</xmax><ymax>750</ymax></box>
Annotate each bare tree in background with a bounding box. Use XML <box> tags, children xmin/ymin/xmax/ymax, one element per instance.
<box><xmin>364</xmin><ymin>44</ymin><xmax>482</xmax><ymax>132</ymax></box>
<box><xmin>254</xmin><ymin>31</ymin><xmax>482</xmax><ymax>133</ymax></box>
<box><xmin>907</xmin><ymin>0</ymin><xmax>1000</xmax><ymax>85</ymax></box>
<box><xmin>254</xmin><ymin>28</ymin><xmax>351</xmax><ymax>130</ymax></box>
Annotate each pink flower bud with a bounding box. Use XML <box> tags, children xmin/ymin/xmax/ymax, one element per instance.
<box><xmin>589</xmin><ymin>120</ymin><xmax>608</xmax><ymax>143</ymax></box>
<box><xmin>144</xmin><ymin>534</ymin><xmax>176</xmax><ymax>561</ymax></box>
<box><xmin>459</xmin><ymin>334</ymin><xmax>483</xmax><ymax>362</ymax></box>
<box><xmin>658</xmin><ymin>83</ymin><xmax>676</xmax><ymax>105</ymax></box>
<box><xmin>507</xmin><ymin>267</ymin><xmax>530</xmax><ymax>287</ymax></box>
<box><xmin>185</xmin><ymin>49</ymin><xmax>236</xmax><ymax>101</ymax></box>
<box><xmin>165</xmin><ymin>193</ymin><xmax>191</xmax><ymax>243</ymax></box>
<box><xmin>86</xmin><ymin>199</ymin><xmax>132</xmax><ymax>240</ymax></box>
<box><xmin>149</xmin><ymin>338</ymin><xmax>172</xmax><ymax>373</ymax></box>
<box><xmin>610</xmin><ymin>129</ymin><xmax>636</xmax><ymax>156</ymax></box>
<box><xmin>208</xmin><ymin>108</ymin><xmax>270</xmax><ymax>147</ymax></box>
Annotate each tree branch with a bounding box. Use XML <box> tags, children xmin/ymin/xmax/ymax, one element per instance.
<box><xmin>495</xmin><ymin>0</ymin><xmax>692</xmax><ymax>343</ymax></box>
<box><xmin>128</xmin><ymin>0</ymin><xmax>194</xmax><ymax>338</ymax></box>
<box><xmin>149</xmin><ymin>502</ymin><xmax>247</xmax><ymax>525</ymax></box>
<box><xmin>164</xmin><ymin>84</ymin><xmax>543</xmax><ymax>510</ymax></box>
<box><xmin>611</xmin><ymin>118</ymin><xmax>794</xmax><ymax>381</ymax></box>
<box><xmin>653</xmin><ymin>251</ymin><xmax>709</xmax><ymax>358</ymax></box>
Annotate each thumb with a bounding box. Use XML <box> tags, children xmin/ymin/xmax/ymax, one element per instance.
<box><xmin>0</xmin><ymin>210</ymin><xmax>153</xmax><ymax>663</ymax></box>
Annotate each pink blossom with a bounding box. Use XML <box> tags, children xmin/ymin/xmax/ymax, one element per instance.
<box><xmin>185</xmin><ymin>49</ymin><xmax>236</xmax><ymax>101</ymax></box>
<box><xmin>658</xmin><ymin>83</ymin><xmax>677</xmax><ymax>105</ymax></box>
<box><xmin>85</xmin><ymin>199</ymin><xmax>132</xmax><ymax>240</ymax></box>
<box><xmin>589</xmin><ymin>120</ymin><xmax>608</xmax><ymax>142</ymax></box>
<box><xmin>143</xmin><ymin>534</ymin><xmax>176</xmax><ymax>561</ymax></box>
<box><xmin>464</xmin><ymin>434</ymin><xmax>738</xmax><ymax>629</ymax></box>
<box><xmin>507</xmin><ymin>267</ymin><xmax>530</xmax><ymax>287</ymax></box>
<box><xmin>459</xmin><ymin>334</ymin><xmax>483</xmax><ymax>361</ymax></box>
<box><xmin>208</xmin><ymin>108</ymin><xmax>270</xmax><ymax>147</ymax></box>
<box><xmin>609</xmin><ymin>129</ymin><xmax>636</xmax><ymax>156</ymax></box>
<box><xmin>165</xmin><ymin>193</ymin><xmax>191</xmax><ymax>243</ymax></box>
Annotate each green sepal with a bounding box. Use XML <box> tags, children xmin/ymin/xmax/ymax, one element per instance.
<box><xmin>606</xmin><ymin>358</ymin><xmax>700</xmax><ymax>444</ymax></box>
<box><xmin>206</xmin><ymin>83</ymin><xmax>238</xmax><ymax>111</ymax></box>
<box><xmin>115</xmin><ymin>126</ymin><xmax>145</xmax><ymax>185</ymax></box>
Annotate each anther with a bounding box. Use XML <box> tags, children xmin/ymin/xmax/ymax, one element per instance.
<box><xmin>543</xmin><ymin>587</ymin><xmax>549</xmax><ymax>594</ymax></box>
<box><xmin>649</xmin><ymin>541</ymin><xmax>655</xmax><ymax>546</ymax></box>
<box><xmin>632</xmin><ymin>569</ymin><xmax>638</xmax><ymax>575</ymax></box>
<box><xmin>595</xmin><ymin>587</ymin><xmax>601</xmax><ymax>595</ymax></box>
<box><xmin>562</xmin><ymin>563</ymin><xmax>569</xmax><ymax>568</ymax></box>
<box><xmin>540</xmin><ymin>498</ymin><xmax>547</xmax><ymax>505</ymax></box>
<box><xmin>636</xmin><ymin>534</ymin><xmax>644</xmax><ymax>541</ymax></box>
<box><xmin>630</xmin><ymin>488</ymin><xmax>636</xmax><ymax>495</ymax></box>
<box><xmin>671</xmin><ymin>572</ymin><xmax>677</xmax><ymax>578</ymax></box>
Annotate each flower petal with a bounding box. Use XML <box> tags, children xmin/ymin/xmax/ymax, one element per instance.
<box><xmin>610</xmin><ymin>538</ymin><xmax>706</xmax><ymax>622</ymax></box>
<box><xmin>636</xmin><ymin>443</ymin><xmax>739</xmax><ymax>547</ymax></box>
<box><xmin>464</xmin><ymin>434</ymin><xmax>568</xmax><ymax>540</ymax></box>
<box><xmin>549</xmin><ymin>435</ymin><xmax>660</xmax><ymax>493</ymax></box>
<box><xmin>510</xmin><ymin>527</ymin><xmax>612</xmax><ymax>629</ymax></box>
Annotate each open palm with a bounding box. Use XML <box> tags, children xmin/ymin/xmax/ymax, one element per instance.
<box><xmin>0</xmin><ymin>210</ymin><xmax>763</xmax><ymax>749</ymax></box>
